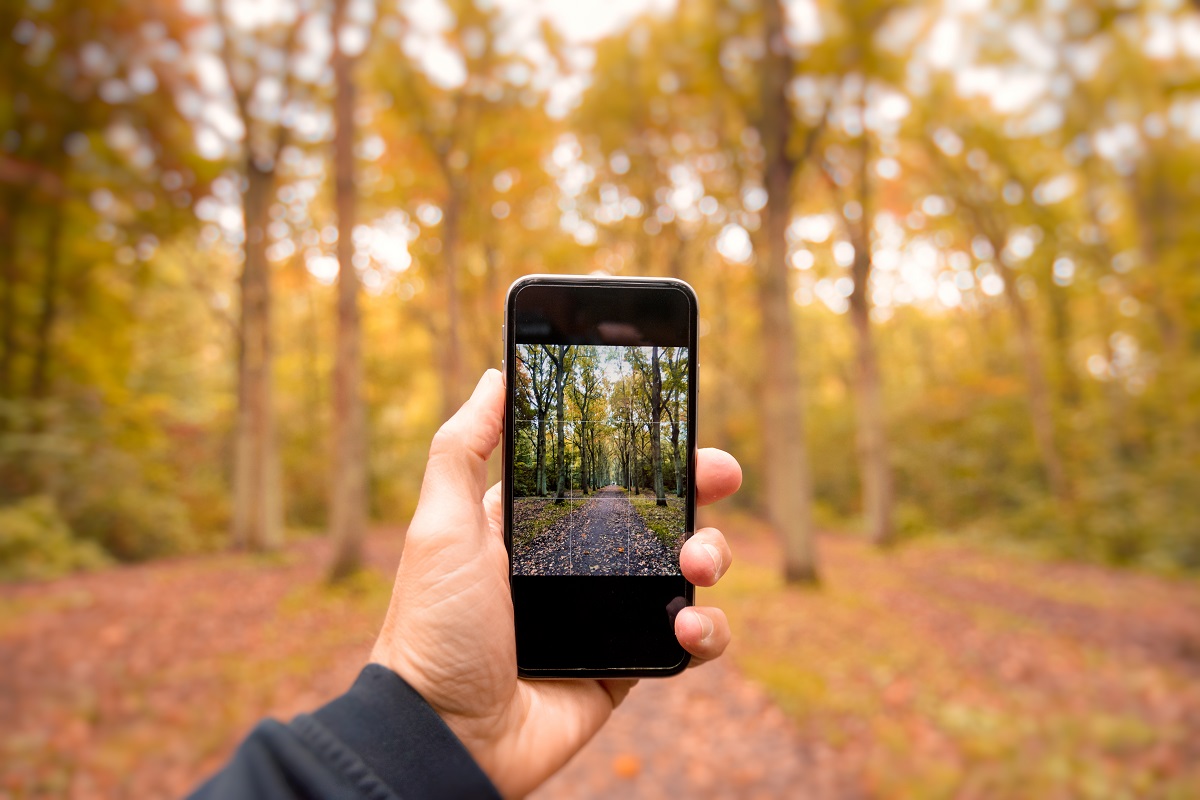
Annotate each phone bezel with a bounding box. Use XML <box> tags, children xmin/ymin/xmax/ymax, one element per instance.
<box><xmin>503</xmin><ymin>274</ymin><xmax>699</xmax><ymax>679</ymax></box>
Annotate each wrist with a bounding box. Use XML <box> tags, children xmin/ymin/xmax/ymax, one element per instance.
<box><xmin>311</xmin><ymin>664</ymin><xmax>500</xmax><ymax>799</ymax></box>
<box><xmin>367</xmin><ymin>650</ymin><xmax>515</xmax><ymax>796</ymax></box>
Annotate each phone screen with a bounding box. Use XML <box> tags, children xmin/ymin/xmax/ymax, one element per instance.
<box><xmin>504</xmin><ymin>277</ymin><xmax>697</xmax><ymax>677</ymax></box>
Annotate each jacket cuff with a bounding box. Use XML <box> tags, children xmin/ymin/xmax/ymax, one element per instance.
<box><xmin>302</xmin><ymin>663</ymin><xmax>500</xmax><ymax>800</ymax></box>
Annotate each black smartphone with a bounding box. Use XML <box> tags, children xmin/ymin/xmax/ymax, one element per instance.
<box><xmin>503</xmin><ymin>275</ymin><xmax>699</xmax><ymax>678</ymax></box>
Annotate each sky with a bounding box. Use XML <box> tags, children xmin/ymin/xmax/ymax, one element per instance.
<box><xmin>513</xmin><ymin>346</ymin><xmax>682</xmax><ymax>392</ymax></box>
<box><xmin>521</xmin><ymin>0</ymin><xmax>675</xmax><ymax>43</ymax></box>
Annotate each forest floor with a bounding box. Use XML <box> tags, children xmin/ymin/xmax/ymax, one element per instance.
<box><xmin>2</xmin><ymin>515</ymin><xmax>1200</xmax><ymax>798</ymax></box>
<box><xmin>696</xmin><ymin>510</ymin><xmax>1200</xmax><ymax>799</ymax></box>
<box><xmin>513</xmin><ymin>486</ymin><xmax>679</xmax><ymax>576</ymax></box>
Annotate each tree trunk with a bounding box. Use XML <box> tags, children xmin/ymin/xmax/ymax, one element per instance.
<box><xmin>592</xmin><ymin>429</ymin><xmax>601</xmax><ymax>488</ymax></box>
<box><xmin>667</xmin><ymin>228</ymin><xmax>688</xmax><ymax>281</ymax></box>
<box><xmin>1081</xmin><ymin>164</ymin><xmax>1138</xmax><ymax>461</ymax></box>
<box><xmin>848</xmin><ymin>250</ymin><xmax>895</xmax><ymax>546</ymax></box>
<box><xmin>535</xmin><ymin>412</ymin><xmax>546</xmax><ymax>496</ymax></box>
<box><xmin>551</xmin><ymin>345</ymin><xmax>567</xmax><ymax>503</ymax></box>
<box><xmin>1047</xmin><ymin>280</ymin><xmax>1079</xmax><ymax>408</ymax></box>
<box><xmin>624</xmin><ymin>420</ymin><xmax>631</xmax><ymax>490</ymax></box>
<box><xmin>1100</xmin><ymin>302</ymin><xmax>1135</xmax><ymax>460</ymax></box>
<box><xmin>304</xmin><ymin>286</ymin><xmax>323</xmax><ymax>433</ymax></box>
<box><xmin>845</xmin><ymin>139</ymin><xmax>895</xmax><ymax>547</ymax></box>
<box><xmin>594</xmin><ymin>440</ymin><xmax>602</xmax><ymax>486</ymax></box>
<box><xmin>996</xmin><ymin>255</ymin><xmax>1074</xmax><ymax>512</ymax></box>
<box><xmin>633</xmin><ymin>427</ymin><xmax>640</xmax><ymax>495</ymax></box>
<box><xmin>232</xmin><ymin>160</ymin><xmax>283</xmax><ymax>552</ymax></box>
<box><xmin>579</xmin><ymin>428</ymin><xmax>589</xmax><ymax>495</ymax></box>
<box><xmin>671</xmin><ymin>414</ymin><xmax>682</xmax><ymax>498</ymax></box>
<box><xmin>30</xmin><ymin>197</ymin><xmax>65</xmax><ymax>400</ymax></box>
<box><xmin>0</xmin><ymin>195</ymin><xmax>18</xmax><ymax>398</ymax></box>
<box><xmin>757</xmin><ymin>0</ymin><xmax>818</xmax><ymax>583</ymax></box>
<box><xmin>709</xmin><ymin>252</ymin><xmax>736</xmax><ymax>457</ymax></box>
<box><xmin>328</xmin><ymin>4</ymin><xmax>367</xmax><ymax>582</ymax></box>
<box><xmin>440</xmin><ymin>186</ymin><xmax>464</xmax><ymax>423</ymax></box>
<box><xmin>651</xmin><ymin>346</ymin><xmax>666</xmax><ymax>506</ymax></box>
<box><xmin>587</xmin><ymin>435</ymin><xmax>593</xmax><ymax>489</ymax></box>
<box><xmin>1129</xmin><ymin>172</ymin><xmax>1195</xmax><ymax>459</ymax></box>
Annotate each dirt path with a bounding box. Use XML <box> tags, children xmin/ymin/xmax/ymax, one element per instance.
<box><xmin>536</xmin><ymin>659</ymin><xmax>847</xmax><ymax>799</ymax></box>
<box><xmin>4</xmin><ymin>523</ymin><xmax>1199</xmax><ymax>797</ymax></box>
<box><xmin>567</xmin><ymin>485</ymin><xmax>635</xmax><ymax>575</ymax></box>
<box><xmin>517</xmin><ymin>486</ymin><xmax>678</xmax><ymax>576</ymax></box>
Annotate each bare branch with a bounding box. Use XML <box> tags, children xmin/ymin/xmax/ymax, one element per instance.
<box><xmin>215</xmin><ymin>0</ymin><xmax>252</xmax><ymax>124</ymax></box>
<box><xmin>270</xmin><ymin>6</ymin><xmax>314</xmax><ymax>162</ymax></box>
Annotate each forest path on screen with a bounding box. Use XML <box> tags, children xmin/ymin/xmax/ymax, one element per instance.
<box><xmin>513</xmin><ymin>486</ymin><xmax>679</xmax><ymax>576</ymax></box>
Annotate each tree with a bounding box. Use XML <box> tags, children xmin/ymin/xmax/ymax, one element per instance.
<box><xmin>661</xmin><ymin>347</ymin><xmax>688</xmax><ymax>497</ymax></box>
<box><xmin>609</xmin><ymin>368</ymin><xmax>639</xmax><ymax>491</ymax></box>
<box><xmin>816</xmin><ymin>1</ymin><xmax>909</xmax><ymax>547</ymax></box>
<box><xmin>650</xmin><ymin>345</ymin><xmax>667</xmax><ymax>506</ymax></box>
<box><xmin>753</xmin><ymin>0</ymin><xmax>819</xmax><ymax>582</ymax></box>
<box><xmin>543</xmin><ymin>344</ymin><xmax>576</xmax><ymax>503</ymax></box>
<box><xmin>371</xmin><ymin>0</ymin><xmax>556</xmax><ymax>423</ymax></box>
<box><xmin>835</xmin><ymin>137</ymin><xmax>896</xmax><ymax>547</ymax></box>
<box><xmin>328</xmin><ymin>0</ymin><xmax>375</xmax><ymax>582</ymax></box>
<box><xmin>1</xmin><ymin>1</ymin><xmax>203</xmax><ymax>406</ymax></box>
<box><xmin>517</xmin><ymin>346</ymin><xmax>555</xmax><ymax>496</ymax></box>
<box><xmin>927</xmin><ymin>127</ymin><xmax>1077</xmax><ymax>518</ymax></box>
<box><xmin>567</xmin><ymin>346</ymin><xmax>603</xmax><ymax>495</ymax></box>
<box><xmin>625</xmin><ymin>348</ymin><xmax>656</xmax><ymax>494</ymax></box>
<box><xmin>215</xmin><ymin>0</ymin><xmax>313</xmax><ymax>552</ymax></box>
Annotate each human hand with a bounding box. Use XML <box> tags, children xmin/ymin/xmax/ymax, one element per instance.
<box><xmin>370</xmin><ymin>369</ymin><xmax>742</xmax><ymax>798</ymax></box>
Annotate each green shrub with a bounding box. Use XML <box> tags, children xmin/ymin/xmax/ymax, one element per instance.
<box><xmin>67</xmin><ymin>485</ymin><xmax>194</xmax><ymax>562</ymax></box>
<box><xmin>39</xmin><ymin>440</ymin><xmax>201</xmax><ymax>562</ymax></box>
<box><xmin>893</xmin><ymin>501</ymin><xmax>934</xmax><ymax>542</ymax></box>
<box><xmin>812</xmin><ymin>500</ymin><xmax>852</xmax><ymax>532</ymax></box>
<box><xmin>0</xmin><ymin>496</ymin><xmax>111</xmax><ymax>581</ymax></box>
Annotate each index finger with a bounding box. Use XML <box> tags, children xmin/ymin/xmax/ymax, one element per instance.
<box><xmin>696</xmin><ymin>448</ymin><xmax>742</xmax><ymax>507</ymax></box>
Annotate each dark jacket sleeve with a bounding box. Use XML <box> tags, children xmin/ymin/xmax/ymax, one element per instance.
<box><xmin>188</xmin><ymin>664</ymin><xmax>501</xmax><ymax>800</ymax></box>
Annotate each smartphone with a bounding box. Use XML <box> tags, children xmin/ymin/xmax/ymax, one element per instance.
<box><xmin>503</xmin><ymin>275</ymin><xmax>698</xmax><ymax>678</ymax></box>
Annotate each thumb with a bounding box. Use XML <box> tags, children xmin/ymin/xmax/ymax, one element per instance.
<box><xmin>413</xmin><ymin>369</ymin><xmax>505</xmax><ymax>526</ymax></box>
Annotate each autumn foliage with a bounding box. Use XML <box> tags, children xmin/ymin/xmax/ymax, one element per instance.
<box><xmin>3</xmin><ymin>0</ymin><xmax>1200</xmax><ymax>795</ymax></box>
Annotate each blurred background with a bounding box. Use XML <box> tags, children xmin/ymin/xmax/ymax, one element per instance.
<box><xmin>2</xmin><ymin>0</ymin><xmax>1200</xmax><ymax>797</ymax></box>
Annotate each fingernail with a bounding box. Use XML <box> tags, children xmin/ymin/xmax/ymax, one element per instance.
<box><xmin>702</xmin><ymin>543</ymin><xmax>723</xmax><ymax>576</ymax></box>
<box><xmin>466</xmin><ymin>370</ymin><xmax>503</xmax><ymax>405</ymax></box>
<box><xmin>693</xmin><ymin>610</ymin><xmax>714</xmax><ymax>642</ymax></box>
<box><xmin>474</xmin><ymin>369</ymin><xmax>498</xmax><ymax>393</ymax></box>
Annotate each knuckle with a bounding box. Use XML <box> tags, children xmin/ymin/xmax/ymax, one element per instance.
<box><xmin>428</xmin><ymin>421</ymin><xmax>466</xmax><ymax>458</ymax></box>
<box><xmin>428</xmin><ymin>416</ymin><xmax>492</xmax><ymax>464</ymax></box>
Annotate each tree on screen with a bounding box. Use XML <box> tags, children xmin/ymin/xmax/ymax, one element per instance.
<box><xmin>568</xmin><ymin>346</ymin><xmax>604</xmax><ymax>495</ymax></box>
<box><xmin>543</xmin><ymin>343</ymin><xmax>576</xmax><ymax>503</ymax></box>
<box><xmin>661</xmin><ymin>347</ymin><xmax>688</xmax><ymax>498</ymax></box>
<box><xmin>517</xmin><ymin>345</ymin><xmax>555</xmax><ymax>497</ymax></box>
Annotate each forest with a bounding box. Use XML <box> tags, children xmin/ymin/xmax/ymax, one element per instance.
<box><xmin>511</xmin><ymin>344</ymin><xmax>689</xmax><ymax>575</ymax></box>
<box><xmin>4</xmin><ymin>0</ymin><xmax>1200</xmax><ymax>795</ymax></box>
<box><xmin>1</xmin><ymin>0</ymin><xmax>1198</xmax><ymax>581</ymax></box>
